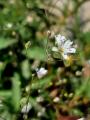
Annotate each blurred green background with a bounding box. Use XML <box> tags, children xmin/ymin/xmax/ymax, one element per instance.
<box><xmin>0</xmin><ymin>0</ymin><xmax>90</xmax><ymax>120</ymax></box>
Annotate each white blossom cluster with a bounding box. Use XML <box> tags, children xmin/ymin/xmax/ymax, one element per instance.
<box><xmin>52</xmin><ymin>34</ymin><xmax>77</xmax><ymax>60</ymax></box>
<box><xmin>35</xmin><ymin>35</ymin><xmax>77</xmax><ymax>78</ymax></box>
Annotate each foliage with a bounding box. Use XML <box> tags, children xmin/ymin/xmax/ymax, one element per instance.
<box><xmin>0</xmin><ymin>0</ymin><xmax>90</xmax><ymax>120</ymax></box>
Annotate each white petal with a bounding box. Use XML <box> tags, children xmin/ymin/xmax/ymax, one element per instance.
<box><xmin>60</xmin><ymin>35</ymin><xmax>66</xmax><ymax>41</ymax></box>
<box><xmin>52</xmin><ymin>47</ymin><xmax>58</xmax><ymax>52</ymax></box>
<box><xmin>36</xmin><ymin>67</ymin><xmax>48</xmax><ymax>79</ymax></box>
<box><xmin>63</xmin><ymin>40</ymin><xmax>73</xmax><ymax>49</ymax></box>
<box><xmin>55</xmin><ymin>34</ymin><xmax>61</xmax><ymax>42</ymax></box>
<box><xmin>55</xmin><ymin>34</ymin><xmax>66</xmax><ymax>46</ymax></box>
<box><xmin>62</xmin><ymin>53</ymin><xmax>68</xmax><ymax>60</ymax></box>
<box><xmin>67</xmin><ymin>48</ymin><xmax>76</xmax><ymax>53</ymax></box>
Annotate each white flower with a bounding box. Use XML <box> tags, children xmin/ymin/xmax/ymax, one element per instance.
<box><xmin>36</xmin><ymin>67</ymin><xmax>48</xmax><ymax>79</ymax></box>
<box><xmin>61</xmin><ymin>40</ymin><xmax>76</xmax><ymax>59</ymax></box>
<box><xmin>53</xmin><ymin>97</ymin><xmax>60</xmax><ymax>103</ymax></box>
<box><xmin>52</xmin><ymin>34</ymin><xmax>76</xmax><ymax>60</ymax></box>
<box><xmin>21</xmin><ymin>103</ymin><xmax>32</xmax><ymax>113</ymax></box>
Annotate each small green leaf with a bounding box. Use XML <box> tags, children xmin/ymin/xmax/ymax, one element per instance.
<box><xmin>31</xmin><ymin>75</ymin><xmax>54</xmax><ymax>89</ymax></box>
<box><xmin>71</xmin><ymin>108</ymin><xmax>83</xmax><ymax>116</ymax></box>
<box><xmin>82</xmin><ymin>32</ymin><xmax>90</xmax><ymax>43</ymax></box>
<box><xmin>84</xmin><ymin>78</ymin><xmax>90</xmax><ymax>98</ymax></box>
<box><xmin>11</xmin><ymin>73</ymin><xmax>21</xmax><ymax>112</ymax></box>
<box><xmin>0</xmin><ymin>90</ymin><xmax>12</xmax><ymax>98</ymax></box>
<box><xmin>0</xmin><ymin>38</ymin><xmax>17</xmax><ymax>50</ymax></box>
<box><xmin>21</xmin><ymin>60</ymin><xmax>31</xmax><ymax>79</ymax></box>
<box><xmin>74</xmin><ymin>78</ymin><xmax>89</xmax><ymax>97</ymax></box>
<box><xmin>23</xmin><ymin>46</ymin><xmax>46</xmax><ymax>61</ymax></box>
